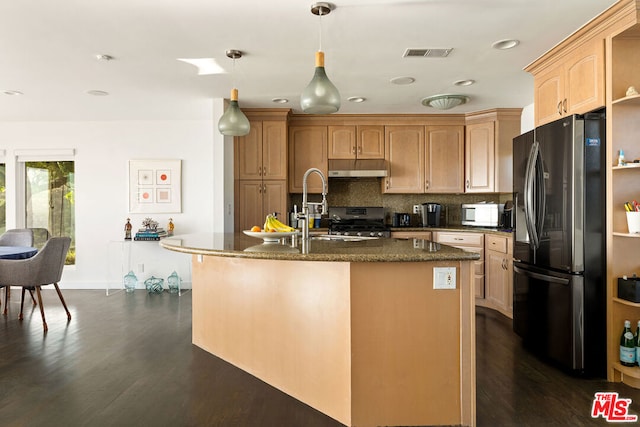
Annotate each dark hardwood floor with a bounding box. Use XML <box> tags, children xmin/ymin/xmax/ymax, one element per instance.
<box><xmin>1</xmin><ymin>290</ymin><xmax>639</xmax><ymax>426</ymax></box>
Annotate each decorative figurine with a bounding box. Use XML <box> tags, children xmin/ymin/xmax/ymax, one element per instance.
<box><xmin>168</xmin><ymin>218</ymin><xmax>174</xmax><ymax>236</ymax></box>
<box><xmin>142</xmin><ymin>217</ymin><xmax>159</xmax><ymax>231</ymax></box>
<box><xmin>124</xmin><ymin>218</ymin><xmax>132</xmax><ymax>240</ymax></box>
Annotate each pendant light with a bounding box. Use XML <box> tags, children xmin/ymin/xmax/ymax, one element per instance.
<box><xmin>300</xmin><ymin>2</ymin><xmax>341</xmax><ymax>114</ymax></box>
<box><xmin>218</xmin><ymin>49</ymin><xmax>250</xmax><ymax>136</ymax></box>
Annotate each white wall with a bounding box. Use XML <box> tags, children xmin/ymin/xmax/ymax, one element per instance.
<box><xmin>0</xmin><ymin>98</ymin><xmax>233</xmax><ymax>289</ymax></box>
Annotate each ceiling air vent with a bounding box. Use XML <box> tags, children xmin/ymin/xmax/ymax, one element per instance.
<box><xmin>403</xmin><ymin>48</ymin><xmax>453</xmax><ymax>58</ymax></box>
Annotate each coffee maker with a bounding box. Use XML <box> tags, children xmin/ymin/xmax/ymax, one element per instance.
<box><xmin>420</xmin><ymin>203</ymin><xmax>442</xmax><ymax>227</ymax></box>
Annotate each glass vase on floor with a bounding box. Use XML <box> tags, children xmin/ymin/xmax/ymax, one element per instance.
<box><xmin>144</xmin><ymin>276</ymin><xmax>164</xmax><ymax>294</ymax></box>
<box><xmin>124</xmin><ymin>271</ymin><xmax>137</xmax><ymax>293</ymax></box>
<box><xmin>167</xmin><ymin>271</ymin><xmax>180</xmax><ymax>294</ymax></box>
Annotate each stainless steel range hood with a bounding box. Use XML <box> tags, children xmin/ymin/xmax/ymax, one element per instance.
<box><xmin>328</xmin><ymin>159</ymin><xmax>388</xmax><ymax>178</ymax></box>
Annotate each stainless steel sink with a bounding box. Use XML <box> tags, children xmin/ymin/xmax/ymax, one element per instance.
<box><xmin>310</xmin><ymin>234</ymin><xmax>379</xmax><ymax>242</ymax></box>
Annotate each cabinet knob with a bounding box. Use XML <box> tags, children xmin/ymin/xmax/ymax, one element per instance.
<box><xmin>563</xmin><ymin>98</ymin><xmax>567</xmax><ymax>113</ymax></box>
<box><xmin>352</xmin><ymin>146</ymin><xmax>357</xmax><ymax>154</ymax></box>
<box><xmin>357</xmin><ymin>146</ymin><xmax>362</xmax><ymax>154</ymax></box>
<box><xmin>262</xmin><ymin>166</ymin><xmax>267</xmax><ymax>176</ymax></box>
<box><xmin>557</xmin><ymin>101</ymin><xmax>563</xmax><ymax>115</ymax></box>
<box><xmin>425</xmin><ymin>180</ymin><xmax>429</xmax><ymax>190</ymax></box>
<box><xmin>466</xmin><ymin>179</ymin><xmax>470</xmax><ymax>189</ymax></box>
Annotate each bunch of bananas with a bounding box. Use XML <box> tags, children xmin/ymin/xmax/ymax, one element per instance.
<box><xmin>263</xmin><ymin>214</ymin><xmax>295</xmax><ymax>232</ymax></box>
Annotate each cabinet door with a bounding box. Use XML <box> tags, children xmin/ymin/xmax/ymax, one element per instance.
<box><xmin>262</xmin><ymin>121</ymin><xmax>287</xmax><ymax>180</ymax></box>
<box><xmin>288</xmin><ymin>126</ymin><xmax>328</xmax><ymax>193</ymax></box>
<box><xmin>564</xmin><ymin>37</ymin><xmax>604</xmax><ymax>116</ymax></box>
<box><xmin>383</xmin><ymin>126</ymin><xmax>424</xmax><ymax>193</ymax></box>
<box><xmin>425</xmin><ymin>125</ymin><xmax>464</xmax><ymax>193</ymax></box>
<box><xmin>263</xmin><ymin>181</ymin><xmax>288</xmax><ymax>223</ymax></box>
<box><xmin>237</xmin><ymin>180</ymin><xmax>264</xmax><ymax>231</ymax></box>
<box><xmin>236</xmin><ymin>124</ymin><xmax>263</xmax><ymax>180</ymax></box>
<box><xmin>328</xmin><ymin>125</ymin><xmax>356</xmax><ymax>159</ymax></box>
<box><xmin>357</xmin><ymin>125</ymin><xmax>385</xmax><ymax>159</ymax></box>
<box><xmin>534</xmin><ymin>63</ymin><xmax>565</xmax><ymax>126</ymax></box>
<box><xmin>465</xmin><ymin>121</ymin><xmax>495</xmax><ymax>193</ymax></box>
<box><xmin>486</xmin><ymin>249</ymin><xmax>508</xmax><ymax>312</ymax></box>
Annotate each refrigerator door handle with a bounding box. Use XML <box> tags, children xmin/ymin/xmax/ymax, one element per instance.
<box><xmin>514</xmin><ymin>265</ymin><xmax>570</xmax><ymax>285</ymax></box>
<box><xmin>524</xmin><ymin>141</ymin><xmax>540</xmax><ymax>248</ymax></box>
<box><xmin>534</xmin><ymin>144</ymin><xmax>546</xmax><ymax>243</ymax></box>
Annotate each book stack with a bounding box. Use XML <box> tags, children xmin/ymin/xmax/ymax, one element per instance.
<box><xmin>134</xmin><ymin>227</ymin><xmax>168</xmax><ymax>241</ymax></box>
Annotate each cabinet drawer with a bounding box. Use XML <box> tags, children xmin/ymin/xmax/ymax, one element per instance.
<box><xmin>485</xmin><ymin>234</ymin><xmax>508</xmax><ymax>253</ymax></box>
<box><xmin>435</xmin><ymin>232</ymin><xmax>484</xmax><ymax>247</ymax></box>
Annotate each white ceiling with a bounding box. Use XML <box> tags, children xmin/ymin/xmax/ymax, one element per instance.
<box><xmin>0</xmin><ymin>0</ymin><xmax>618</xmax><ymax>121</ymax></box>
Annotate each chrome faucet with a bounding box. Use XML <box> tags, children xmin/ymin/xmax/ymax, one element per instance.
<box><xmin>297</xmin><ymin>167</ymin><xmax>328</xmax><ymax>245</ymax></box>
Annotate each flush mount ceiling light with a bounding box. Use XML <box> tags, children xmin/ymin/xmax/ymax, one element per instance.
<box><xmin>218</xmin><ymin>49</ymin><xmax>250</xmax><ymax>137</ymax></box>
<box><xmin>492</xmin><ymin>39</ymin><xmax>520</xmax><ymax>50</ymax></box>
<box><xmin>421</xmin><ymin>94</ymin><xmax>469</xmax><ymax>110</ymax></box>
<box><xmin>272</xmin><ymin>98</ymin><xmax>289</xmax><ymax>104</ymax></box>
<box><xmin>390</xmin><ymin>76</ymin><xmax>415</xmax><ymax>85</ymax></box>
<box><xmin>453</xmin><ymin>79</ymin><xmax>475</xmax><ymax>87</ymax></box>
<box><xmin>347</xmin><ymin>96</ymin><xmax>366</xmax><ymax>103</ymax></box>
<box><xmin>2</xmin><ymin>90</ymin><xmax>23</xmax><ymax>96</ymax></box>
<box><xmin>300</xmin><ymin>2</ymin><xmax>341</xmax><ymax>114</ymax></box>
<box><xmin>85</xmin><ymin>90</ymin><xmax>109</xmax><ymax>96</ymax></box>
<box><xmin>95</xmin><ymin>54</ymin><xmax>114</xmax><ymax>61</ymax></box>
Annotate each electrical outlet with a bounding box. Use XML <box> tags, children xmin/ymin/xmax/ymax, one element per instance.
<box><xmin>413</xmin><ymin>204</ymin><xmax>421</xmax><ymax>214</ymax></box>
<box><xmin>433</xmin><ymin>267</ymin><xmax>456</xmax><ymax>289</ymax></box>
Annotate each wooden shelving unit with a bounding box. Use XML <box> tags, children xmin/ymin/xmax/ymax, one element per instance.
<box><xmin>607</xmin><ymin>4</ymin><xmax>640</xmax><ymax>387</ymax></box>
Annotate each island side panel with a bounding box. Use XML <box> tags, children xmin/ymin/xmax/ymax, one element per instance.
<box><xmin>191</xmin><ymin>255</ymin><xmax>353</xmax><ymax>426</ymax></box>
<box><xmin>349</xmin><ymin>260</ymin><xmax>474</xmax><ymax>427</ymax></box>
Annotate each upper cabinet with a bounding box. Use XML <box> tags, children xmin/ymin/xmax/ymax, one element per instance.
<box><xmin>528</xmin><ymin>35</ymin><xmax>605</xmax><ymax>126</ymax></box>
<box><xmin>236</xmin><ymin>120</ymin><xmax>287</xmax><ymax>180</ymax></box>
<box><xmin>464</xmin><ymin>109</ymin><xmax>522</xmax><ymax>193</ymax></box>
<box><xmin>328</xmin><ymin>125</ymin><xmax>385</xmax><ymax>159</ymax></box>
<box><xmin>288</xmin><ymin>125</ymin><xmax>328</xmax><ymax>193</ymax></box>
<box><xmin>425</xmin><ymin>125</ymin><xmax>464</xmax><ymax>193</ymax></box>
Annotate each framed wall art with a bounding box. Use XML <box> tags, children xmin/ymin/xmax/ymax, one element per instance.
<box><xmin>128</xmin><ymin>159</ymin><xmax>182</xmax><ymax>213</ymax></box>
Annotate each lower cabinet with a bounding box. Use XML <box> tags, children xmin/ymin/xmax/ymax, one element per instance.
<box><xmin>481</xmin><ymin>234</ymin><xmax>513</xmax><ymax>318</ymax></box>
<box><xmin>433</xmin><ymin>231</ymin><xmax>485</xmax><ymax>298</ymax></box>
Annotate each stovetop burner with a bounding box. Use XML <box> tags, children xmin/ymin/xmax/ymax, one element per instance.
<box><xmin>328</xmin><ymin>206</ymin><xmax>391</xmax><ymax>237</ymax></box>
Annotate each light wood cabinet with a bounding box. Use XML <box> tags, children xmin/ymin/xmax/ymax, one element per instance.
<box><xmin>464</xmin><ymin>109</ymin><xmax>522</xmax><ymax>193</ymax></box>
<box><xmin>433</xmin><ymin>231</ymin><xmax>485</xmax><ymax>298</ymax></box>
<box><xmin>288</xmin><ymin>126</ymin><xmax>328</xmax><ymax>193</ymax></box>
<box><xmin>383</xmin><ymin>125</ymin><xmax>464</xmax><ymax>194</ymax></box>
<box><xmin>531</xmin><ymin>36</ymin><xmax>605</xmax><ymax>126</ymax></box>
<box><xmin>234</xmin><ymin>110</ymin><xmax>290</xmax><ymax>232</ymax></box>
<box><xmin>328</xmin><ymin>125</ymin><xmax>384</xmax><ymax>159</ymax></box>
<box><xmin>425</xmin><ymin>125</ymin><xmax>464</xmax><ymax>193</ymax></box>
<box><xmin>482</xmin><ymin>234</ymin><xmax>513</xmax><ymax>318</ymax></box>
<box><xmin>237</xmin><ymin>121</ymin><xmax>287</xmax><ymax>180</ymax></box>
<box><xmin>390</xmin><ymin>231</ymin><xmax>432</xmax><ymax>240</ymax></box>
<box><xmin>383</xmin><ymin>125</ymin><xmax>424</xmax><ymax>193</ymax></box>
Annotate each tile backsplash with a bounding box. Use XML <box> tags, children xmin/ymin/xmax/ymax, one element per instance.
<box><xmin>290</xmin><ymin>178</ymin><xmax>512</xmax><ymax>226</ymax></box>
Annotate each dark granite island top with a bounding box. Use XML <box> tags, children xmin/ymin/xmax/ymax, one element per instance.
<box><xmin>159</xmin><ymin>232</ymin><xmax>480</xmax><ymax>263</ymax></box>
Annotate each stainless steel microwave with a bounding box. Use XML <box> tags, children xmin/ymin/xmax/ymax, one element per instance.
<box><xmin>461</xmin><ymin>203</ymin><xmax>499</xmax><ymax>227</ymax></box>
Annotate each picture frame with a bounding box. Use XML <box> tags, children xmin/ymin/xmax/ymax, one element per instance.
<box><xmin>129</xmin><ymin>159</ymin><xmax>182</xmax><ymax>213</ymax></box>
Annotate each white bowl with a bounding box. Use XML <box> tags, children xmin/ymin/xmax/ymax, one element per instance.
<box><xmin>243</xmin><ymin>230</ymin><xmax>300</xmax><ymax>243</ymax></box>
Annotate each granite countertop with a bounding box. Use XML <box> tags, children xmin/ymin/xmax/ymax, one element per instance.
<box><xmin>160</xmin><ymin>233</ymin><xmax>480</xmax><ymax>263</ymax></box>
<box><xmin>389</xmin><ymin>226</ymin><xmax>513</xmax><ymax>235</ymax></box>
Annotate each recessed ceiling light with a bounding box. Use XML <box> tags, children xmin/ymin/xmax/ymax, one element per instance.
<box><xmin>453</xmin><ymin>79</ymin><xmax>475</xmax><ymax>87</ymax></box>
<box><xmin>390</xmin><ymin>76</ymin><xmax>415</xmax><ymax>85</ymax></box>
<box><xmin>272</xmin><ymin>98</ymin><xmax>289</xmax><ymax>104</ymax></box>
<box><xmin>347</xmin><ymin>96</ymin><xmax>366</xmax><ymax>103</ymax></box>
<box><xmin>86</xmin><ymin>90</ymin><xmax>109</xmax><ymax>96</ymax></box>
<box><xmin>492</xmin><ymin>39</ymin><xmax>520</xmax><ymax>50</ymax></box>
<box><xmin>2</xmin><ymin>90</ymin><xmax>23</xmax><ymax>96</ymax></box>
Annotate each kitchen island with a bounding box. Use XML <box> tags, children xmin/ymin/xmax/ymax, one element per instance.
<box><xmin>161</xmin><ymin>233</ymin><xmax>478</xmax><ymax>427</ymax></box>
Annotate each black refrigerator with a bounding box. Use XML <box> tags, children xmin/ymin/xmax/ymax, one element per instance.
<box><xmin>512</xmin><ymin>110</ymin><xmax>606</xmax><ymax>377</ymax></box>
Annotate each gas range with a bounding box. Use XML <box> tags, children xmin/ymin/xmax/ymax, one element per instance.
<box><xmin>328</xmin><ymin>206</ymin><xmax>391</xmax><ymax>238</ymax></box>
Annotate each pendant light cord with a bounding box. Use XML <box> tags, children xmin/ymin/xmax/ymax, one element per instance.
<box><xmin>318</xmin><ymin>9</ymin><xmax>324</xmax><ymax>52</ymax></box>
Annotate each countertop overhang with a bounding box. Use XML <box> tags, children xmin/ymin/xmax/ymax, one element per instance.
<box><xmin>160</xmin><ymin>233</ymin><xmax>481</xmax><ymax>262</ymax></box>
